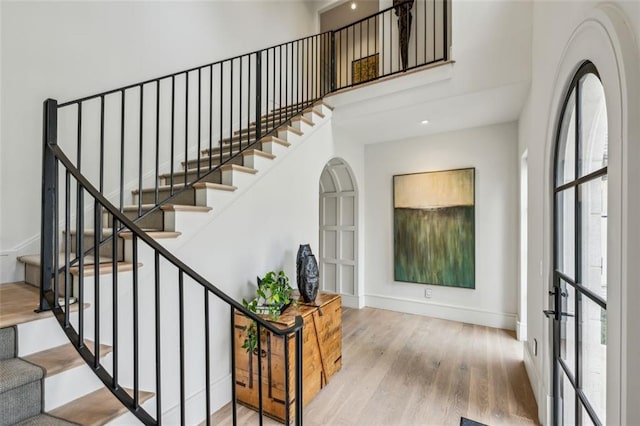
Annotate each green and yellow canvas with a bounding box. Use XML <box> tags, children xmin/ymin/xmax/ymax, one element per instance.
<box><xmin>393</xmin><ymin>168</ymin><xmax>475</xmax><ymax>288</ymax></box>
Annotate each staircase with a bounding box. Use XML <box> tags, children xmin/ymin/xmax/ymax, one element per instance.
<box><xmin>2</xmin><ymin>1</ymin><xmax>449</xmax><ymax>423</ymax></box>
<box><xmin>3</xmin><ymin>101</ymin><xmax>331</xmax><ymax>425</ymax></box>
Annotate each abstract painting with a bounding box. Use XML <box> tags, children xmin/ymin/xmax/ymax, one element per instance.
<box><xmin>393</xmin><ymin>168</ymin><xmax>475</xmax><ymax>288</ymax></box>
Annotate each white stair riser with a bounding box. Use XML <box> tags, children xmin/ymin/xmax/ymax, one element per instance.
<box><xmin>291</xmin><ymin>119</ymin><xmax>313</xmax><ymax>135</ymax></box>
<box><xmin>17</xmin><ymin>313</ymin><xmax>78</xmax><ymax>356</ymax></box>
<box><xmin>221</xmin><ymin>169</ymin><xmax>255</xmax><ymax>187</ymax></box>
<box><xmin>304</xmin><ymin>109</ymin><xmax>324</xmax><ymax>123</ymax></box>
<box><xmin>163</xmin><ymin>209</ymin><xmax>212</xmax><ymax>233</ymax></box>
<box><xmin>44</xmin><ymin>355</ymin><xmax>113</xmax><ymax>411</ymax></box>
<box><xmin>242</xmin><ymin>154</ymin><xmax>274</xmax><ymax>171</ymax></box>
<box><xmin>261</xmin><ymin>141</ymin><xmax>290</xmax><ymax>157</ymax></box>
<box><xmin>195</xmin><ymin>187</ymin><xmax>235</xmax><ymax>209</ymax></box>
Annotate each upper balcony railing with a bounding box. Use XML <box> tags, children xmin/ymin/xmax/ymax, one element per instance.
<box><xmin>39</xmin><ymin>1</ymin><xmax>449</xmax><ymax>424</ymax></box>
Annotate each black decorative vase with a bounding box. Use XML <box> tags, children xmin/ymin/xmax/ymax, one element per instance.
<box><xmin>300</xmin><ymin>254</ymin><xmax>319</xmax><ymax>303</ymax></box>
<box><xmin>296</xmin><ymin>244</ymin><xmax>313</xmax><ymax>295</ymax></box>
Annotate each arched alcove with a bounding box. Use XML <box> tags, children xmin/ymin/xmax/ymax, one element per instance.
<box><xmin>318</xmin><ymin>158</ymin><xmax>358</xmax><ymax>298</ymax></box>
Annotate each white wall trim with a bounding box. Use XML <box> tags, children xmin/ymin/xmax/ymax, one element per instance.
<box><xmin>516</xmin><ymin>320</ymin><xmax>527</xmax><ymax>341</ymax></box>
<box><xmin>161</xmin><ymin>374</ymin><xmax>231</xmax><ymax>425</ymax></box>
<box><xmin>340</xmin><ymin>293</ymin><xmax>364</xmax><ymax>309</ymax></box>
<box><xmin>364</xmin><ymin>293</ymin><xmax>516</xmax><ymax>330</ymax></box>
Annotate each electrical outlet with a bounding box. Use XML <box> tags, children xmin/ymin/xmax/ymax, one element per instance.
<box><xmin>424</xmin><ymin>289</ymin><xmax>432</xmax><ymax>299</ymax></box>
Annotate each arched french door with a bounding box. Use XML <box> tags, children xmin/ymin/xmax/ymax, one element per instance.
<box><xmin>319</xmin><ymin>158</ymin><xmax>358</xmax><ymax>299</ymax></box>
<box><xmin>552</xmin><ymin>61</ymin><xmax>608</xmax><ymax>426</ymax></box>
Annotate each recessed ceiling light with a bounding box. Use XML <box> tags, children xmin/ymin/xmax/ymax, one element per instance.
<box><xmin>351</xmin><ymin>2</ymin><xmax>357</xmax><ymax>10</ymax></box>
<box><xmin>421</xmin><ymin>119</ymin><xmax>430</xmax><ymax>125</ymax></box>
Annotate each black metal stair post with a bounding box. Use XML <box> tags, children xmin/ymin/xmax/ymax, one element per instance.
<box><xmin>255</xmin><ymin>53</ymin><xmax>262</xmax><ymax>141</ymax></box>
<box><xmin>39</xmin><ymin>98</ymin><xmax>58</xmax><ymax>312</ymax></box>
<box><xmin>330</xmin><ymin>32</ymin><xmax>336</xmax><ymax>93</ymax></box>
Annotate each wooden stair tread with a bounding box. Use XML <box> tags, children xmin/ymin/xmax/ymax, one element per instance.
<box><xmin>50</xmin><ymin>387</ymin><xmax>154</xmax><ymax>426</ymax></box>
<box><xmin>160</xmin><ymin>204</ymin><xmax>212</xmax><ymax>213</ymax></box>
<box><xmin>0</xmin><ymin>282</ymin><xmax>87</xmax><ymax>328</ymax></box>
<box><xmin>219</xmin><ymin>164</ymin><xmax>257</xmax><ymax>174</ymax></box>
<box><xmin>192</xmin><ymin>182</ymin><xmax>237</xmax><ymax>192</ymax></box>
<box><xmin>242</xmin><ymin>149</ymin><xmax>276</xmax><ymax>160</ymax></box>
<box><xmin>292</xmin><ymin>114</ymin><xmax>315</xmax><ymax>125</ymax></box>
<box><xmin>23</xmin><ymin>341</ymin><xmax>112</xmax><ymax>378</ymax></box>
<box><xmin>118</xmin><ymin>230</ymin><xmax>181</xmax><ymax>240</ymax></box>
<box><xmin>303</xmin><ymin>106</ymin><xmax>325</xmax><ymax>118</ymax></box>
<box><xmin>261</xmin><ymin>136</ymin><xmax>291</xmax><ymax>147</ymax></box>
<box><xmin>19</xmin><ymin>253</ymin><xmax>113</xmax><ymax>267</ymax></box>
<box><xmin>70</xmin><ymin>261</ymin><xmax>140</xmax><ymax>277</ymax></box>
<box><xmin>131</xmin><ymin>183</ymin><xmax>188</xmax><ymax>195</ymax></box>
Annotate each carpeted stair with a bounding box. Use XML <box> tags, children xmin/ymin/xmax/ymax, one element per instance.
<box><xmin>0</xmin><ymin>327</ymin><xmax>76</xmax><ymax>426</ymax></box>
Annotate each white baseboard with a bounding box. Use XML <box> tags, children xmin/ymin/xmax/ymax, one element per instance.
<box><xmin>340</xmin><ymin>293</ymin><xmax>364</xmax><ymax>309</ymax></box>
<box><xmin>161</xmin><ymin>374</ymin><xmax>231</xmax><ymax>425</ymax></box>
<box><xmin>364</xmin><ymin>293</ymin><xmax>517</xmax><ymax>330</ymax></box>
<box><xmin>524</xmin><ymin>342</ymin><xmax>548</xmax><ymax>425</ymax></box>
<box><xmin>516</xmin><ymin>320</ymin><xmax>527</xmax><ymax>341</ymax></box>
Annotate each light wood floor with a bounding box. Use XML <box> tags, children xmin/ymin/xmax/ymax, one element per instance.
<box><xmin>211</xmin><ymin>307</ymin><xmax>539</xmax><ymax>426</ymax></box>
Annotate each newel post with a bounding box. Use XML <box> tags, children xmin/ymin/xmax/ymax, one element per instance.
<box><xmin>39</xmin><ymin>98</ymin><xmax>58</xmax><ymax>312</ymax></box>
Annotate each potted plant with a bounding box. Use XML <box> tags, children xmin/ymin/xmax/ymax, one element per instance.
<box><xmin>241</xmin><ymin>270</ymin><xmax>295</xmax><ymax>354</ymax></box>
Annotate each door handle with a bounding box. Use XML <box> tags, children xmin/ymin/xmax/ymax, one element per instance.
<box><xmin>544</xmin><ymin>310</ymin><xmax>575</xmax><ymax>319</ymax></box>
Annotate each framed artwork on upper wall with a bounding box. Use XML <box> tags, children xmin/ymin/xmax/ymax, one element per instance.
<box><xmin>393</xmin><ymin>168</ymin><xmax>475</xmax><ymax>289</ymax></box>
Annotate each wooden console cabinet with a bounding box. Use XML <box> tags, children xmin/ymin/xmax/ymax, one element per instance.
<box><xmin>233</xmin><ymin>293</ymin><xmax>342</xmax><ymax>423</ymax></box>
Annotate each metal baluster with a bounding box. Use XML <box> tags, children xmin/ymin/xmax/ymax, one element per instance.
<box><xmin>198</xmin><ymin>68</ymin><xmax>202</xmax><ymax>179</ymax></box>
<box><xmin>93</xmin><ymin>199</ymin><xmax>101</xmax><ymax>368</ymax></box>
<box><xmin>155</xmin><ymin>252</ymin><xmax>162</xmax><ymax>424</ymax></box>
<box><xmin>133</xmin><ymin>235</ymin><xmax>139</xmax><ymax>407</ymax></box>
<box><xmin>239</xmin><ymin>57</ymin><xmax>243</xmax><ymax>150</ymax></box>
<box><xmin>209</xmin><ymin>65</ymin><xmax>214</xmax><ymax>171</ymax></box>
<box><xmin>120</xmin><ymin>92</ymin><xmax>125</xmax><ymax>211</ymax></box>
<box><xmin>155</xmin><ymin>81</ymin><xmax>161</xmax><ymax>204</ymax></box>
<box><xmin>100</xmin><ymin>95</ymin><xmax>105</xmax><ymax>193</ymax></box>
<box><xmin>138</xmin><ymin>85</ymin><xmax>144</xmax><ymax>217</ymax></box>
<box><xmin>184</xmin><ymin>73</ymin><xmax>189</xmax><ymax>187</ymax></box>
<box><xmin>53</xmin><ymin>160</ymin><xmax>59</xmax><ymax>307</ymax></box>
<box><xmin>64</xmin><ymin>170</ymin><xmax>71</xmax><ymax>327</ymax></box>
<box><xmin>112</xmin><ymin>217</ymin><xmax>119</xmax><ymax>388</ymax></box>
<box><xmin>443</xmin><ymin>0</ymin><xmax>448</xmax><ymax>60</ymax></box>
<box><xmin>284</xmin><ymin>333</ymin><xmax>290</xmax><ymax>425</ymax></box>
<box><xmin>230</xmin><ymin>306</ymin><xmax>237</xmax><ymax>426</ymax></box>
<box><xmin>257</xmin><ymin>322</ymin><xmax>264</xmax><ymax>426</ymax></box>
<box><xmin>179</xmin><ymin>270</ymin><xmax>186</xmax><ymax>426</ymax></box>
<box><xmin>219</xmin><ymin>63</ymin><xmax>223</xmax><ymax>166</ymax></box>
<box><xmin>433</xmin><ymin>0</ymin><xmax>436</xmax><ymax>62</ymax></box>
<box><xmin>230</xmin><ymin>59</ymin><xmax>234</xmax><ymax>159</ymax></box>
<box><xmin>170</xmin><ymin>76</ymin><xmax>176</xmax><ymax>195</ymax></box>
<box><xmin>204</xmin><ymin>288</ymin><xmax>211</xmax><ymax>426</ymax></box>
<box><xmin>295</xmin><ymin>327</ymin><xmax>303</xmax><ymax>425</ymax></box>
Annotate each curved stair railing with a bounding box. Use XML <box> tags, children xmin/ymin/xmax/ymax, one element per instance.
<box><xmin>38</xmin><ymin>1</ymin><xmax>449</xmax><ymax>424</ymax></box>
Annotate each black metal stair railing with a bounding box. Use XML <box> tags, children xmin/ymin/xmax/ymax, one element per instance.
<box><xmin>38</xmin><ymin>1</ymin><xmax>450</xmax><ymax>424</ymax></box>
<box><xmin>41</xmin><ymin>99</ymin><xmax>305</xmax><ymax>425</ymax></box>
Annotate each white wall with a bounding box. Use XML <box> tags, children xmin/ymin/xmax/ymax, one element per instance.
<box><xmin>519</xmin><ymin>1</ymin><xmax>640</xmax><ymax>424</ymax></box>
<box><xmin>142</xmin><ymin>111</ymin><xmax>368</xmax><ymax>421</ymax></box>
<box><xmin>363</xmin><ymin>122</ymin><xmax>519</xmax><ymax>329</ymax></box>
<box><xmin>0</xmin><ymin>0</ymin><xmax>319</xmax><ymax>282</ymax></box>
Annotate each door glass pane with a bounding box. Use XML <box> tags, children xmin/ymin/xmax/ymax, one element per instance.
<box><xmin>579</xmin><ymin>74</ymin><xmax>608</xmax><ymax>177</ymax></box>
<box><xmin>562</xmin><ymin>372</ymin><xmax>577</xmax><ymax>426</ymax></box>
<box><xmin>560</xmin><ymin>280</ymin><xmax>576</xmax><ymax>375</ymax></box>
<box><xmin>581</xmin><ymin>295</ymin><xmax>607</xmax><ymax>423</ymax></box>
<box><xmin>556</xmin><ymin>90</ymin><xmax>576</xmax><ymax>187</ymax></box>
<box><xmin>580</xmin><ymin>177</ymin><xmax>608</xmax><ymax>301</ymax></box>
<box><xmin>556</xmin><ymin>188</ymin><xmax>575</xmax><ymax>279</ymax></box>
